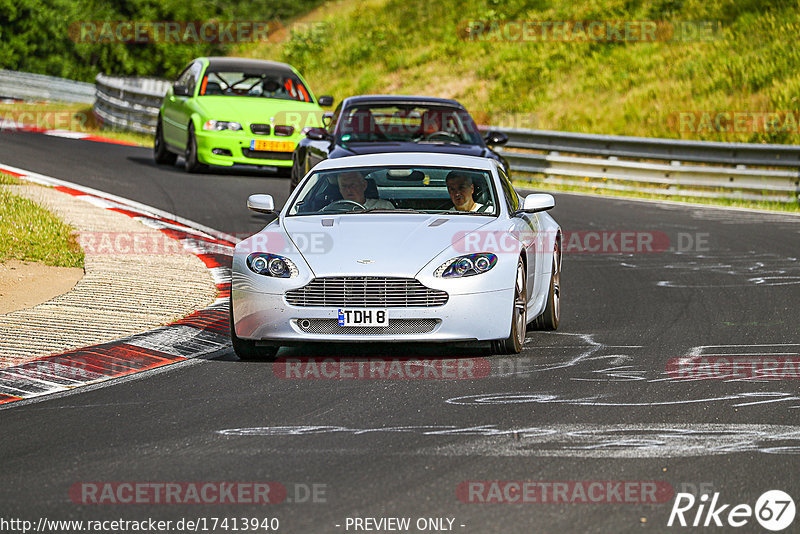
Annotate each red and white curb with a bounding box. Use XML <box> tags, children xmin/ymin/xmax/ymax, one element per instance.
<box><xmin>0</xmin><ymin>163</ymin><xmax>236</xmax><ymax>405</ymax></box>
<box><xmin>0</xmin><ymin>121</ymin><xmax>141</xmax><ymax>146</ymax></box>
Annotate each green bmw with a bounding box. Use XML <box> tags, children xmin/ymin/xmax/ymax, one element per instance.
<box><xmin>154</xmin><ymin>57</ymin><xmax>333</xmax><ymax>173</ymax></box>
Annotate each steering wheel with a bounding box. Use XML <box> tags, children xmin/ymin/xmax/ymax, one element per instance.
<box><xmin>424</xmin><ymin>131</ymin><xmax>459</xmax><ymax>142</ymax></box>
<box><xmin>320</xmin><ymin>199</ymin><xmax>366</xmax><ymax>212</ymax></box>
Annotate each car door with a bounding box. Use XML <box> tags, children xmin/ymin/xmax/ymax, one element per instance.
<box><xmin>162</xmin><ymin>62</ymin><xmax>202</xmax><ymax>149</ymax></box>
<box><xmin>499</xmin><ymin>167</ymin><xmax>541</xmax><ymax>303</ymax></box>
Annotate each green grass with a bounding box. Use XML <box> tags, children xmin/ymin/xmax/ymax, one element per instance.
<box><xmin>242</xmin><ymin>0</ymin><xmax>800</xmax><ymax>144</ymax></box>
<box><xmin>0</xmin><ymin>178</ymin><xmax>85</xmax><ymax>268</ymax></box>
<box><xmin>0</xmin><ymin>172</ymin><xmax>21</xmax><ymax>185</ymax></box>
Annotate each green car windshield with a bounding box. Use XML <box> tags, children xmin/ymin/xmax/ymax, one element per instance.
<box><xmin>200</xmin><ymin>70</ymin><xmax>312</xmax><ymax>102</ymax></box>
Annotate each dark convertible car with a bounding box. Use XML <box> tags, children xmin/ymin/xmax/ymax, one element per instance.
<box><xmin>289</xmin><ymin>95</ymin><xmax>509</xmax><ymax>190</ymax></box>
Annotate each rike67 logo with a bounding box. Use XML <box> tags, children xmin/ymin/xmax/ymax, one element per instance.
<box><xmin>668</xmin><ymin>490</ymin><xmax>795</xmax><ymax>531</ymax></box>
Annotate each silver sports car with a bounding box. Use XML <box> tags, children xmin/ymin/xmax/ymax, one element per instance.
<box><xmin>230</xmin><ymin>152</ymin><xmax>561</xmax><ymax>359</ymax></box>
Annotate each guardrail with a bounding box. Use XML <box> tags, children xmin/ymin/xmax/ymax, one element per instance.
<box><xmin>0</xmin><ymin>69</ymin><xmax>95</xmax><ymax>104</ymax></box>
<box><xmin>4</xmin><ymin>68</ymin><xmax>798</xmax><ymax>202</ymax></box>
<box><xmin>93</xmin><ymin>74</ymin><xmax>170</xmax><ymax>134</ymax></box>
<box><xmin>494</xmin><ymin>128</ymin><xmax>800</xmax><ymax>203</ymax></box>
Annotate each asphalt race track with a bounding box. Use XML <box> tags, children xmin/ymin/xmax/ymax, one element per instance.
<box><xmin>1</xmin><ymin>132</ymin><xmax>799</xmax><ymax>533</ymax></box>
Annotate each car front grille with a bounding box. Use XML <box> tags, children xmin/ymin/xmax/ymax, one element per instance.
<box><xmin>241</xmin><ymin>148</ymin><xmax>293</xmax><ymax>160</ymax></box>
<box><xmin>296</xmin><ymin>318</ymin><xmax>439</xmax><ymax>335</ymax></box>
<box><xmin>250</xmin><ymin>123</ymin><xmax>271</xmax><ymax>135</ymax></box>
<box><xmin>285</xmin><ymin>277</ymin><xmax>449</xmax><ymax>308</ymax></box>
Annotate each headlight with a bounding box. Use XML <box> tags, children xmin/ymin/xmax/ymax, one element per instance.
<box><xmin>203</xmin><ymin>120</ymin><xmax>242</xmax><ymax>131</ymax></box>
<box><xmin>434</xmin><ymin>253</ymin><xmax>497</xmax><ymax>278</ymax></box>
<box><xmin>246</xmin><ymin>253</ymin><xmax>298</xmax><ymax>278</ymax></box>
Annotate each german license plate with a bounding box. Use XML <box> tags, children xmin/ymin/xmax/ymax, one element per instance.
<box><xmin>338</xmin><ymin>308</ymin><xmax>388</xmax><ymax>327</ymax></box>
<box><xmin>250</xmin><ymin>139</ymin><xmax>295</xmax><ymax>152</ymax></box>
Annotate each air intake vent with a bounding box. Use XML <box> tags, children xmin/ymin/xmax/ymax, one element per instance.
<box><xmin>285</xmin><ymin>277</ymin><xmax>448</xmax><ymax>308</ymax></box>
<box><xmin>250</xmin><ymin>123</ymin><xmax>271</xmax><ymax>135</ymax></box>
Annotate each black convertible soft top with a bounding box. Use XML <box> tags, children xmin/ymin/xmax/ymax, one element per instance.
<box><xmin>340</xmin><ymin>94</ymin><xmax>467</xmax><ymax>110</ymax></box>
<box><xmin>203</xmin><ymin>57</ymin><xmax>295</xmax><ymax>74</ymax></box>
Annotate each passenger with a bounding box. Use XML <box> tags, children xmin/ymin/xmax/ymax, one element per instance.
<box><xmin>445</xmin><ymin>171</ymin><xmax>485</xmax><ymax>212</ymax></box>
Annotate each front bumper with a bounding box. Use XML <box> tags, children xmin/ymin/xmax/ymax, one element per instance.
<box><xmin>195</xmin><ymin>130</ymin><xmax>296</xmax><ymax>168</ymax></box>
<box><xmin>232</xmin><ymin>287</ymin><xmax>514</xmax><ymax>343</ymax></box>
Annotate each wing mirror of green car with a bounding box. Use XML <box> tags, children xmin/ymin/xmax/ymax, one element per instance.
<box><xmin>172</xmin><ymin>82</ymin><xmax>191</xmax><ymax>97</ymax></box>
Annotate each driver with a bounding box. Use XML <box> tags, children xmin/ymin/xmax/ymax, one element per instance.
<box><xmin>446</xmin><ymin>171</ymin><xmax>485</xmax><ymax>212</ymax></box>
<box><xmin>336</xmin><ymin>171</ymin><xmax>394</xmax><ymax>210</ymax></box>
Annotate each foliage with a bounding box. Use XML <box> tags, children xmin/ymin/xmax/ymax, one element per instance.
<box><xmin>245</xmin><ymin>0</ymin><xmax>800</xmax><ymax>143</ymax></box>
<box><xmin>0</xmin><ymin>0</ymin><xmax>324</xmax><ymax>81</ymax></box>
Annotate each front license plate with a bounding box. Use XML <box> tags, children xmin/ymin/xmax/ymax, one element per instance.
<box><xmin>250</xmin><ymin>139</ymin><xmax>295</xmax><ymax>152</ymax></box>
<box><xmin>338</xmin><ymin>308</ymin><xmax>388</xmax><ymax>327</ymax></box>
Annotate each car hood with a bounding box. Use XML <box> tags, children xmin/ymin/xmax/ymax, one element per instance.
<box><xmin>282</xmin><ymin>214</ymin><xmax>494</xmax><ymax>277</ymax></box>
<box><xmin>330</xmin><ymin>142</ymin><xmax>491</xmax><ymax>159</ymax></box>
<box><xmin>193</xmin><ymin>97</ymin><xmax>322</xmax><ymax>126</ymax></box>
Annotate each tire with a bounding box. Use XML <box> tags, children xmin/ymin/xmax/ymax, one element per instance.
<box><xmin>153</xmin><ymin>117</ymin><xmax>177</xmax><ymax>165</ymax></box>
<box><xmin>229</xmin><ymin>300</ymin><xmax>279</xmax><ymax>361</ymax></box>
<box><xmin>184</xmin><ymin>123</ymin><xmax>206</xmax><ymax>173</ymax></box>
<box><xmin>532</xmin><ymin>248</ymin><xmax>560</xmax><ymax>331</ymax></box>
<box><xmin>492</xmin><ymin>258</ymin><xmax>527</xmax><ymax>354</ymax></box>
<box><xmin>289</xmin><ymin>150</ymin><xmax>304</xmax><ymax>193</ymax></box>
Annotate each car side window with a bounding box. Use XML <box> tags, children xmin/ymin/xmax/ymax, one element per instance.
<box><xmin>176</xmin><ymin>64</ymin><xmax>193</xmax><ymax>86</ymax></box>
<box><xmin>327</xmin><ymin>103</ymin><xmax>342</xmax><ymax>134</ymax></box>
<box><xmin>498</xmin><ymin>167</ymin><xmax>519</xmax><ymax>212</ymax></box>
<box><xmin>185</xmin><ymin>62</ymin><xmax>203</xmax><ymax>96</ymax></box>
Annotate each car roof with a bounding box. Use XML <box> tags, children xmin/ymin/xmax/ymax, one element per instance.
<box><xmin>341</xmin><ymin>95</ymin><xmax>466</xmax><ymax>109</ymax></box>
<box><xmin>202</xmin><ymin>57</ymin><xmax>295</xmax><ymax>74</ymax></box>
<box><xmin>312</xmin><ymin>152</ymin><xmax>497</xmax><ymax>171</ymax></box>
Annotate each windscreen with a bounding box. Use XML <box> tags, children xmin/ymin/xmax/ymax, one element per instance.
<box><xmin>287</xmin><ymin>166</ymin><xmax>498</xmax><ymax>216</ymax></box>
<box><xmin>200</xmin><ymin>70</ymin><xmax>312</xmax><ymax>102</ymax></box>
<box><xmin>335</xmin><ymin>105</ymin><xmax>483</xmax><ymax>145</ymax></box>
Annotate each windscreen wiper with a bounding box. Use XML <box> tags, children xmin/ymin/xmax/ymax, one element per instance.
<box><xmin>353</xmin><ymin>208</ymin><xmax>421</xmax><ymax>214</ymax></box>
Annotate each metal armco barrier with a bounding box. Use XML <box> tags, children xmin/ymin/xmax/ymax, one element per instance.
<box><xmin>94</xmin><ymin>74</ymin><xmax>170</xmax><ymax>134</ymax></box>
<box><xmin>0</xmin><ymin>69</ymin><xmax>95</xmax><ymax>104</ymax></box>
<box><xmin>495</xmin><ymin>128</ymin><xmax>800</xmax><ymax>202</ymax></box>
<box><xmin>3</xmin><ymin>69</ymin><xmax>799</xmax><ymax>202</ymax></box>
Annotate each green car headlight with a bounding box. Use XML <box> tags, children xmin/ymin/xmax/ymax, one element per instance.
<box><xmin>203</xmin><ymin>120</ymin><xmax>242</xmax><ymax>131</ymax></box>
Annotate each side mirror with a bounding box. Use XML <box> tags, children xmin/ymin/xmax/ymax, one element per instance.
<box><xmin>305</xmin><ymin>127</ymin><xmax>331</xmax><ymax>141</ymax></box>
<box><xmin>317</xmin><ymin>95</ymin><xmax>334</xmax><ymax>107</ymax></box>
<box><xmin>172</xmin><ymin>82</ymin><xmax>190</xmax><ymax>97</ymax></box>
<box><xmin>521</xmin><ymin>193</ymin><xmax>555</xmax><ymax>213</ymax></box>
<box><xmin>321</xmin><ymin>112</ymin><xmax>334</xmax><ymax>128</ymax></box>
<box><xmin>247</xmin><ymin>194</ymin><xmax>275</xmax><ymax>214</ymax></box>
<box><xmin>485</xmin><ymin>131</ymin><xmax>509</xmax><ymax>146</ymax></box>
